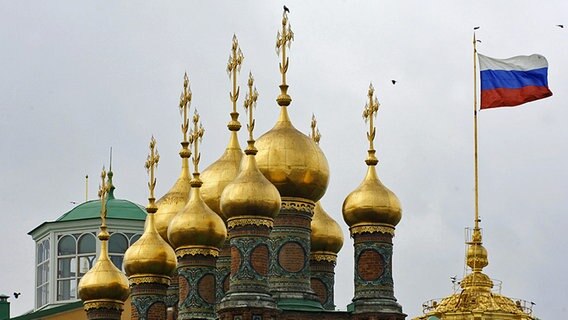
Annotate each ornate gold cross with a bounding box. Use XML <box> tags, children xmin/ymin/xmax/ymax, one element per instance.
<box><xmin>243</xmin><ymin>72</ymin><xmax>259</xmax><ymax>145</ymax></box>
<box><xmin>189</xmin><ymin>110</ymin><xmax>205</xmax><ymax>175</ymax></box>
<box><xmin>310</xmin><ymin>114</ymin><xmax>321</xmax><ymax>144</ymax></box>
<box><xmin>145</xmin><ymin>136</ymin><xmax>159</xmax><ymax>207</ymax></box>
<box><xmin>227</xmin><ymin>35</ymin><xmax>244</xmax><ymax>114</ymax></box>
<box><xmin>179</xmin><ymin>73</ymin><xmax>192</xmax><ymax>144</ymax></box>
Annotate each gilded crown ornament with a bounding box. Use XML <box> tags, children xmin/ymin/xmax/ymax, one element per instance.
<box><xmin>154</xmin><ymin>74</ymin><xmax>193</xmax><ymax>244</ymax></box>
<box><xmin>243</xmin><ymin>72</ymin><xmax>259</xmax><ymax>154</ymax></box>
<box><xmin>363</xmin><ymin>83</ymin><xmax>380</xmax><ymax>165</ymax></box>
<box><xmin>276</xmin><ymin>8</ymin><xmax>294</xmax><ymax>106</ymax></box>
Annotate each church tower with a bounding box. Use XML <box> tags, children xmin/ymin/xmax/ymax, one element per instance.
<box><xmin>343</xmin><ymin>84</ymin><xmax>406</xmax><ymax>320</ymax></box>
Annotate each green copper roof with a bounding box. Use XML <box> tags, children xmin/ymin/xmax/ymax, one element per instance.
<box><xmin>56</xmin><ymin>194</ymin><xmax>146</xmax><ymax>222</ymax></box>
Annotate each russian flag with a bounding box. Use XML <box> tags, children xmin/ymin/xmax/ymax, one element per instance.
<box><xmin>478</xmin><ymin>53</ymin><xmax>552</xmax><ymax>110</ymax></box>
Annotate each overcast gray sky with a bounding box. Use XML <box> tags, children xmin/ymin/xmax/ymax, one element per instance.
<box><xmin>1</xmin><ymin>1</ymin><xmax>567</xmax><ymax>319</ymax></box>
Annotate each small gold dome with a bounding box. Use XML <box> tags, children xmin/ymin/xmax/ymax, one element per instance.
<box><xmin>78</xmin><ymin>239</ymin><xmax>129</xmax><ymax>303</ymax></box>
<box><xmin>154</xmin><ymin>159</ymin><xmax>191</xmax><ymax>245</ymax></box>
<box><xmin>342</xmin><ymin>165</ymin><xmax>402</xmax><ymax>227</ymax></box>
<box><xmin>467</xmin><ymin>242</ymin><xmax>489</xmax><ymax>270</ymax></box>
<box><xmin>168</xmin><ymin>184</ymin><xmax>227</xmax><ymax>250</ymax></box>
<box><xmin>124</xmin><ymin>211</ymin><xmax>177</xmax><ymax>279</ymax></box>
<box><xmin>311</xmin><ymin>201</ymin><xmax>344</xmax><ymax>254</ymax></box>
<box><xmin>256</xmin><ymin>107</ymin><xmax>329</xmax><ymax>202</ymax></box>
<box><xmin>201</xmin><ymin>132</ymin><xmax>243</xmax><ymax>220</ymax></box>
<box><xmin>220</xmin><ymin>153</ymin><xmax>281</xmax><ymax>220</ymax></box>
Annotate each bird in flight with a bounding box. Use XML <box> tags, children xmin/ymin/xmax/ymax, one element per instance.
<box><xmin>14</xmin><ymin>292</ymin><xmax>21</xmax><ymax>299</ymax></box>
<box><xmin>557</xmin><ymin>24</ymin><xmax>564</xmax><ymax>28</ymax></box>
<box><xmin>391</xmin><ymin>80</ymin><xmax>397</xmax><ymax>85</ymax></box>
<box><xmin>284</xmin><ymin>5</ymin><xmax>290</xmax><ymax>13</ymax></box>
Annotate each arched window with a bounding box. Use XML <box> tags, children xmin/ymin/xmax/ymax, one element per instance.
<box><xmin>56</xmin><ymin>233</ymin><xmax>96</xmax><ymax>301</ymax></box>
<box><xmin>36</xmin><ymin>238</ymin><xmax>50</xmax><ymax>308</ymax></box>
<box><xmin>109</xmin><ymin>233</ymin><xmax>128</xmax><ymax>270</ymax></box>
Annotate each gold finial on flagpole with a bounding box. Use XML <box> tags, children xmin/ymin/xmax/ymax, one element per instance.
<box><xmin>473</xmin><ymin>28</ymin><xmax>480</xmax><ymax>232</ymax></box>
<box><xmin>363</xmin><ymin>83</ymin><xmax>380</xmax><ymax>166</ymax></box>
<box><xmin>276</xmin><ymin>8</ymin><xmax>294</xmax><ymax>107</ymax></box>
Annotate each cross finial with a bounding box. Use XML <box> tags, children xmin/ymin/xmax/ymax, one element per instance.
<box><xmin>243</xmin><ymin>72</ymin><xmax>259</xmax><ymax>155</ymax></box>
<box><xmin>275</xmin><ymin>8</ymin><xmax>294</xmax><ymax>107</ymax></box>
<box><xmin>145</xmin><ymin>136</ymin><xmax>159</xmax><ymax>211</ymax></box>
<box><xmin>189</xmin><ymin>110</ymin><xmax>205</xmax><ymax>184</ymax></box>
<box><xmin>226</xmin><ymin>35</ymin><xmax>244</xmax><ymax>131</ymax></box>
<box><xmin>179</xmin><ymin>73</ymin><xmax>192</xmax><ymax>149</ymax></box>
<box><xmin>362</xmin><ymin>83</ymin><xmax>380</xmax><ymax>165</ymax></box>
<box><xmin>97</xmin><ymin>167</ymin><xmax>110</xmax><ymax>239</ymax></box>
<box><xmin>310</xmin><ymin>114</ymin><xmax>321</xmax><ymax>144</ymax></box>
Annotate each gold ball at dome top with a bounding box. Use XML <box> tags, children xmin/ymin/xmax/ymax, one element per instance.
<box><xmin>255</xmin><ymin>107</ymin><xmax>330</xmax><ymax>203</ymax></box>
<box><xmin>311</xmin><ymin>201</ymin><xmax>344</xmax><ymax>254</ymax></box>
<box><xmin>343</xmin><ymin>165</ymin><xmax>402</xmax><ymax>227</ymax></box>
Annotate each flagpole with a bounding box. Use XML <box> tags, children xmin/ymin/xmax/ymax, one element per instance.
<box><xmin>473</xmin><ymin>32</ymin><xmax>480</xmax><ymax>231</ymax></box>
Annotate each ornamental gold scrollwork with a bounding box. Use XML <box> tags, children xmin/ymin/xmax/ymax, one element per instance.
<box><xmin>176</xmin><ymin>247</ymin><xmax>219</xmax><ymax>258</ymax></box>
<box><xmin>310</xmin><ymin>252</ymin><xmax>337</xmax><ymax>263</ymax></box>
<box><xmin>280</xmin><ymin>197</ymin><xmax>315</xmax><ymax>213</ymax></box>
<box><xmin>83</xmin><ymin>299</ymin><xmax>125</xmax><ymax>311</ymax></box>
<box><xmin>227</xmin><ymin>216</ymin><xmax>273</xmax><ymax>229</ymax></box>
<box><xmin>128</xmin><ymin>275</ymin><xmax>171</xmax><ymax>286</ymax></box>
<box><xmin>350</xmin><ymin>224</ymin><xmax>395</xmax><ymax>236</ymax></box>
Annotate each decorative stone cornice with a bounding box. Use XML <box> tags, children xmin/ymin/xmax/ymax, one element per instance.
<box><xmin>350</xmin><ymin>223</ymin><xmax>395</xmax><ymax>236</ymax></box>
<box><xmin>227</xmin><ymin>216</ymin><xmax>274</xmax><ymax>229</ymax></box>
<box><xmin>175</xmin><ymin>246</ymin><xmax>219</xmax><ymax>258</ymax></box>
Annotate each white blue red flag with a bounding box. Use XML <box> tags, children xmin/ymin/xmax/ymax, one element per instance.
<box><xmin>478</xmin><ymin>53</ymin><xmax>552</xmax><ymax>109</ymax></box>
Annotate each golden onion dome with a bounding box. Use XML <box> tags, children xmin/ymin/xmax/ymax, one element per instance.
<box><xmin>78</xmin><ymin>234</ymin><xmax>129</xmax><ymax>304</ymax></box>
<box><xmin>256</xmin><ymin>106</ymin><xmax>330</xmax><ymax>202</ymax></box>
<box><xmin>220</xmin><ymin>151</ymin><xmax>281</xmax><ymax>221</ymax></box>
<box><xmin>168</xmin><ymin>182</ymin><xmax>227</xmax><ymax>250</ymax></box>
<box><xmin>343</xmin><ymin>165</ymin><xmax>402</xmax><ymax>227</ymax></box>
<box><xmin>154</xmin><ymin>156</ymin><xmax>191</xmax><ymax>244</ymax></box>
<box><xmin>201</xmin><ymin>131</ymin><xmax>243</xmax><ymax>220</ymax></box>
<box><xmin>311</xmin><ymin>201</ymin><xmax>344</xmax><ymax>254</ymax></box>
<box><xmin>124</xmin><ymin>210</ymin><xmax>177</xmax><ymax>279</ymax></box>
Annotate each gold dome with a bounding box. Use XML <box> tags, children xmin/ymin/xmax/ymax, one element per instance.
<box><xmin>201</xmin><ymin>131</ymin><xmax>243</xmax><ymax>220</ymax></box>
<box><xmin>78</xmin><ymin>236</ymin><xmax>129</xmax><ymax>303</ymax></box>
<box><xmin>124</xmin><ymin>210</ymin><xmax>177</xmax><ymax>280</ymax></box>
<box><xmin>220</xmin><ymin>151</ymin><xmax>281</xmax><ymax>220</ymax></box>
<box><xmin>154</xmin><ymin>156</ymin><xmax>191</xmax><ymax>244</ymax></box>
<box><xmin>311</xmin><ymin>201</ymin><xmax>344</xmax><ymax>254</ymax></box>
<box><xmin>168</xmin><ymin>181</ymin><xmax>227</xmax><ymax>251</ymax></box>
<box><xmin>256</xmin><ymin>106</ymin><xmax>330</xmax><ymax>202</ymax></box>
<box><xmin>342</xmin><ymin>165</ymin><xmax>402</xmax><ymax>227</ymax></box>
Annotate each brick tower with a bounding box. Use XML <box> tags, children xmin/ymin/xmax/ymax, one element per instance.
<box><xmin>200</xmin><ymin>35</ymin><xmax>245</xmax><ymax>305</ymax></box>
<box><xmin>124</xmin><ymin>137</ymin><xmax>177</xmax><ymax>320</ymax></box>
<box><xmin>342</xmin><ymin>84</ymin><xmax>406</xmax><ymax>320</ymax></box>
<box><xmin>168</xmin><ymin>112</ymin><xmax>227</xmax><ymax>320</ymax></box>
<box><xmin>153</xmin><ymin>73</ymin><xmax>194</xmax><ymax>319</ymax></box>
<box><xmin>217</xmin><ymin>72</ymin><xmax>282</xmax><ymax>320</ymax></box>
<box><xmin>308</xmin><ymin>116</ymin><xmax>344</xmax><ymax>311</ymax></box>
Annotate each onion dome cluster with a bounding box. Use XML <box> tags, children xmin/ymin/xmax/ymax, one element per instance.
<box><xmin>220</xmin><ymin>72</ymin><xmax>281</xmax><ymax>224</ymax></box>
<box><xmin>154</xmin><ymin>73</ymin><xmax>193</xmax><ymax>244</ymax></box>
<box><xmin>168</xmin><ymin>112</ymin><xmax>227</xmax><ymax>254</ymax></box>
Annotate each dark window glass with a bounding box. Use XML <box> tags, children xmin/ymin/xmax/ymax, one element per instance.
<box><xmin>78</xmin><ymin>234</ymin><xmax>95</xmax><ymax>253</ymax></box>
<box><xmin>58</xmin><ymin>235</ymin><xmax>76</xmax><ymax>256</ymax></box>
<box><xmin>109</xmin><ymin>233</ymin><xmax>128</xmax><ymax>253</ymax></box>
